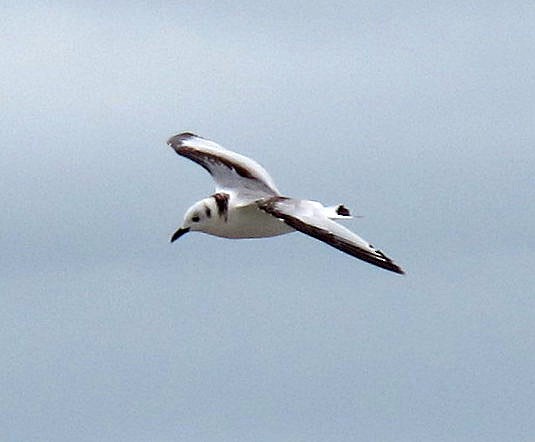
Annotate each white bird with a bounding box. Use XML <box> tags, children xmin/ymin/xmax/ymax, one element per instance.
<box><xmin>167</xmin><ymin>132</ymin><xmax>404</xmax><ymax>274</ymax></box>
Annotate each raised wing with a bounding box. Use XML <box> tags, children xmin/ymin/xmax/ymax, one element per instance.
<box><xmin>258</xmin><ymin>197</ymin><xmax>405</xmax><ymax>274</ymax></box>
<box><xmin>167</xmin><ymin>132</ymin><xmax>280</xmax><ymax>199</ymax></box>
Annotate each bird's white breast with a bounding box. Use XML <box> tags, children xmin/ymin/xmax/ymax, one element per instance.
<box><xmin>202</xmin><ymin>203</ymin><xmax>294</xmax><ymax>239</ymax></box>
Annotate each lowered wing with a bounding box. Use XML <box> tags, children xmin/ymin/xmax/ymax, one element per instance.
<box><xmin>258</xmin><ymin>197</ymin><xmax>405</xmax><ymax>274</ymax></box>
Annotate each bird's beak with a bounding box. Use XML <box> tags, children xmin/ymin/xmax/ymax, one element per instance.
<box><xmin>170</xmin><ymin>227</ymin><xmax>190</xmax><ymax>243</ymax></box>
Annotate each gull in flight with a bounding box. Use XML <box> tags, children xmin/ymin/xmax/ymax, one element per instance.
<box><xmin>167</xmin><ymin>132</ymin><xmax>404</xmax><ymax>274</ymax></box>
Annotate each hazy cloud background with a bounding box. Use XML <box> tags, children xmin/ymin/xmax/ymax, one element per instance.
<box><xmin>2</xmin><ymin>1</ymin><xmax>535</xmax><ymax>441</ymax></box>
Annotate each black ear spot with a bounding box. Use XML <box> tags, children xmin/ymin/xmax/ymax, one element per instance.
<box><xmin>336</xmin><ymin>205</ymin><xmax>351</xmax><ymax>216</ymax></box>
<box><xmin>204</xmin><ymin>206</ymin><xmax>211</xmax><ymax>218</ymax></box>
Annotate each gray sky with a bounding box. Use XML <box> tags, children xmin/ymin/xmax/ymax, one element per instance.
<box><xmin>2</xmin><ymin>1</ymin><xmax>535</xmax><ymax>441</ymax></box>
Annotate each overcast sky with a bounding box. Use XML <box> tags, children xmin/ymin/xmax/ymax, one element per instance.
<box><xmin>2</xmin><ymin>1</ymin><xmax>535</xmax><ymax>441</ymax></box>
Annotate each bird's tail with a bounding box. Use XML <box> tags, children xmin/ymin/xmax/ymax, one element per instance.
<box><xmin>325</xmin><ymin>204</ymin><xmax>353</xmax><ymax>220</ymax></box>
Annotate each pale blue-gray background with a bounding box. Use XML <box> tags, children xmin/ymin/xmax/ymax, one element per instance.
<box><xmin>2</xmin><ymin>2</ymin><xmax>535</xmax><ymax>441</ymax></box>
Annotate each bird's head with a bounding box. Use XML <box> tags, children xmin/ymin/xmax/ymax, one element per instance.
<box><xmin>170</xmin><ymin>198</ymin><xmax>218</xmax><ymax>242</ymax></box>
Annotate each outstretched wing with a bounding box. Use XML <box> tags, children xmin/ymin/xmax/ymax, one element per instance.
<box><xmin>258</xmin><ymin>197</ymin><xmax>405</xmax><ymax>274</ymax></box>
<box><xmin>167</xmin><ymin>132</ymin><xmax>280</xmax><ymax>200</ymax></box>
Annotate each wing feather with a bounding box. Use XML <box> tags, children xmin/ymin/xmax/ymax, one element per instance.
<box><xmin>167</xmin><ymin>132</ymin><xmax>280</xmax><ymax>199</ymax></box>
<box><xmin>259</xmin><ymin>197</ymin><xmax>405</xmax><ymax>274</ymax></box>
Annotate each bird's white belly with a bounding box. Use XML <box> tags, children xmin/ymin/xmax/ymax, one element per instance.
<box><xmin>204</xmin><ymin>204</ymin><xmax>294</xmax><ymax>239</ymax></box>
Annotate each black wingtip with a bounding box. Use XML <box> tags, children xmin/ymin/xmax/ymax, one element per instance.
<box><xmin>357</xmin><ymin>252</ymin><xmax>405</xmax><ymax>274</ymax></box>
<box><xmin>374</xmin><ymin>249</ymin><xmax>405</xmax><ymax>274</ymax></box>
<box><xmin>391</xmin><ymin>264</ymin><xmax>406</xmax><ymax>275</ymax></box>
<box><xmin>167</xmin><ymin>132</ymin><xmax>202</xmax><ymax>147</ymax></box>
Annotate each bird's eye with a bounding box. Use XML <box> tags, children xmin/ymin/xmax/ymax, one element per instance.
<box><xmin>192</xmin><ymin>215</ymin><xmax>200</xmax><ymax>222</ymax></box>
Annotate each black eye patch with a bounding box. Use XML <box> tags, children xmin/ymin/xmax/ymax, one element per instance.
<box><xmin>192</xmin><ymin>215</ymin><xmax>200</xmax><ymax>222</ymax></box>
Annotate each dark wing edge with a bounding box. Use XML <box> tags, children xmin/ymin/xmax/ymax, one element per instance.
<box><xmin>168</xmin><ymin>133</ymin><xmax>256</xmax><ymax>179</ymax></box>
<box><xmin>167</xmin><ymin>133</ymin><xmax>280</xmax><ymax>197</ymax></box>
<box><xmin>259</xmin><ymin>198</ymin><xmax>405</xmax><ymax>274</ymax></box>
